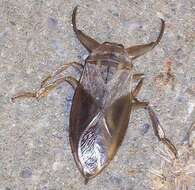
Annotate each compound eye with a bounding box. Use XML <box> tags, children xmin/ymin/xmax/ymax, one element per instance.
<box><xmin>103</xmin><ymin>42</ymin><xmax>112</xmax><ymax>45</ymax></box>
<box><xmin>103</xmin><ymin>42</ymin><xmax>124</xmax><ymax>48</ymax></box>
<box><xmin>117</xmin><ymin>44</ymin><xmax>124</xmax><ymax>48</ymax></box>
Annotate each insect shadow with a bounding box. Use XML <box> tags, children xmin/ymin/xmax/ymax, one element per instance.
<box><xmin>12</xmin><ymin>6</ymin><xmax>177</xmax><ymax>184</ymax></box>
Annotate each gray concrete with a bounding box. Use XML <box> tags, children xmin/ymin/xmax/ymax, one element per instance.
<box><xmin>0</xmin><ymin>0</ymin><xmax>194</xmax><ymax>189</ymax></box>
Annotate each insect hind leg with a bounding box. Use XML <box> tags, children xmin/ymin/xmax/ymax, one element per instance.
<box><xmin>146</xmin><ymin>106</ymin><xmax>177</xmax><ymax>158</ymax></box>
<box><xmin>132</xmin><ymin>100</ymin><xmax>177</xmax><ymax>158</ymax></box>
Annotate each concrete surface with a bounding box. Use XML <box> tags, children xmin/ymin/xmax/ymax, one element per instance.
<box><xmin>0</xmin><ymin>0</ymin><xmax>195</xmax><ymax>189</ymax></box>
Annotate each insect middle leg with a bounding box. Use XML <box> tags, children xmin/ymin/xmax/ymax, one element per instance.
<box><xmin>132</xmin><ymin>76</ymin><xmax>177</xmax><ymax>158</ymax></box>
<box><xmin>12</xmin><ymin>76</ymin><xmax>79</xmax><ymax>102</ymax></box>
<box><xmin>132</xmin><ymin>75</ymin><xmax>144</xmax><ymax>97</ymax></box>
<box><xmin>12</xmin><ymin>62</ymin><xmax>82</xmax><ymax>102</ymax></box>
<box><xmin>133</xmin><ymin>100</ymin><xmax>177</xmax><ymax>158</ymax></box>
<box><xmin>41</xmin><ymin>62</ymin><xmax>83</xmax><ymax>87</ymax></box>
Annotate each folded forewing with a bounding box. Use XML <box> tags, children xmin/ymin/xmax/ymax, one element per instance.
<box><xmin>70</xmin><ymin>62</ymin><xmax>133</xmax><ymax>178</ymax></box>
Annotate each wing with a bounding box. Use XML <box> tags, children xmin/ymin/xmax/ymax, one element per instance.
<box><xmin>69</xmin><ymin>62</ymin><xmax>133</xmax><ymax>180</ymax></box>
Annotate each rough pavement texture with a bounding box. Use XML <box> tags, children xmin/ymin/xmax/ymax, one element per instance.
<box><xmin>0</xmin><ymin>0</ymin><xmax>194</xmax><ymax>189</ymax></box>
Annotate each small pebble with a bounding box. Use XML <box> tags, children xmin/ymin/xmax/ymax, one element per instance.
<box><xmin>48</xmin><ymin>17</ymin><xmax>58</xmax><ymax>29</ymax></box>
<box><xmin>20</xmin><ymin>167</ymin><xmax>32</xmax><ymax>178</ymax></box>
<box><xmin>109</xmin><ymin>175</ymin><xmax>122</xmax><ymax>185</ymax></box>
<box><xmin>140</xmin><ymin>123</ymin><xmax>150</xmax><ymax>135</ymax></box>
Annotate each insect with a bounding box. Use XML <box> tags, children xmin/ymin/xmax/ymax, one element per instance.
<box><xmin>12</xmin><ymin>6</ymin><xmax>177</xmax><ymax>184</ymax></box>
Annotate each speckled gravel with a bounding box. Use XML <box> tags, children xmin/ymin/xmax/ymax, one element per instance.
<box><xmin>0</xmin><ymin>0</ymin><xmax>194</xmax><ymax>189</ymax></box>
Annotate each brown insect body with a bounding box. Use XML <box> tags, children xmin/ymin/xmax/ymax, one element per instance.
<box><xmin>70</xmin><ymin>43</ymin><xmax>133</xmax><ymax>181</ymax></box>
<box><xmin>12</xmin><ymin>6</ymin><xmax>177</xmax><ymax>184</ymax></box>
<box><xmin>69</xmin><ymin>7</ymin><xmax>176</xmax><ymax>183</ymax></box>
